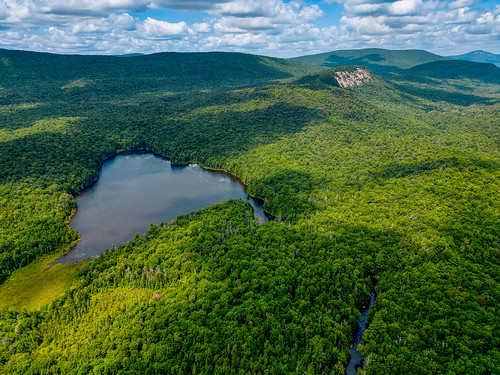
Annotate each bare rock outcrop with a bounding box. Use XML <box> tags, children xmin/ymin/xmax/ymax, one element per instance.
<box><xmin>334</xmin><ymin>67</ymin><xmax>373</xmax><ymax>88</ymax></box>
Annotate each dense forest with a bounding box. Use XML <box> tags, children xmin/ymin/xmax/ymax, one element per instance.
<box><xmin>292</xmin><ymin>48</ymin><xmax>450</xmax><ymax>72</ymax></box>
<box><xmin>0</xmin><ymin>48</ymin><xmax>499</xmax><ymax>374</ymax></box>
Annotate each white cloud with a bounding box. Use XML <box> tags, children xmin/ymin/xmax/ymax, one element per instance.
<box><xmin>205</xmin><ymin>32</ymin><xmax>268</xmax><ymax>49</ymax></box>
<box><xmin>71</xmin><ymin>13</ymin><xmax>135</xmax><ymax>34</ymax></box>
<box><xmin>191</xmin><ymin>22</ymin><xmax>211</xmax><ymax>33</ymax></box>
<box><xmin>217</xmin><ymin>16</ymin><xmax>282</xmax><ymax>33</ymax></box>
<box><xmin>0</xmin><ymin>0</ymin><xmax>498</xmax><ymax>57</ymax></box>
<box><xmin>210</xmin><ymin>0</ymin><xmax>324</xmax><ymax>34</ymax></box>
<box><xmin>448</xmin><ymin>0</ymin><xmax>479</xmax><ymax>9</ymax></box>
<box><xmin>141</xmin><ymin>18</ymin><xmax>189</xmax><ymax>38</ymax></box>
<box><xmin>149</xmin><ymin>0</ymin><xmax>230</xmax><ymax>12</ymax></box>
<box><xmin>341</xmin><ymin>15</ymin><xmax>392</xmax><ymax>34</ymax></box>
<box><xmin>39</xmin><ymin>0</ymin><xmax>149</xmax><ymax>17</ymax></box>
<box><xmin>388</xmin><ymin>0</ymin><xmax>420</xmax><ymax>16</ymax></box>
<box><xmin>213</xmin><ymin>1</ymin><xmax>270</xmax><ymax>17</ymax></box>
<box><xmin>0</xmin><ymin>0</ymin><xmax>36</xmax><ymax>25</ymax></box>
<box><xmin>465</xmin><ymin>11</ymin><xmax>500</xmax><ymax>34</ymax></box>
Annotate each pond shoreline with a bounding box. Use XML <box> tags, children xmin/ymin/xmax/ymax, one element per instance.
<box><xmin>75</xmin><ymin>149</ymin><xmax>272</xmax><ymax>219</ymax></box>
<box><xmin>56</xmin><ymin>151</ymin><xmax>271</xmax><ymax>264</ymax></box>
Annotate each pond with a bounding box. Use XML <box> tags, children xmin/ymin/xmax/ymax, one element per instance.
<box><xmin>57</xmin><ymin>153</ymin><xmax>269</xmax><ymax>263</ymax></box>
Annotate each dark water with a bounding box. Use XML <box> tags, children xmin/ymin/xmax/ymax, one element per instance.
<box><xmin>57</xmin><ymin>153</ymin><xmax>269</xmax><ymax>263</ymax></box>
<box><xmin>346</xmin><ymin>288</ymin><xmax>376</xmax><ymax>375</ymax></box>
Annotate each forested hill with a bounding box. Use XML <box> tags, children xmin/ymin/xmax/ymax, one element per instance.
<box><xmin>0</xmin><ymin>48</ymin><xmax>323</xmax><ymax>98</ymax></box>
<box><xmin>407</xmin><ymin>59</ymin><xmax>500</xmax><ymax>83</ymax></box>
<box><xmin>292</xmin><ymin>66</ymin><xmax>374</xmax><ymax>89</ymax></box>
<box><xmin>291</xmin><ymin>48</ymin><xmax>449</xmax><ymax>72</ymax></box>
<box><xmin>0</xmin><ymin>49</ymin><xmax>499</xmax><ymax>374</ymax></box>
<box><xmin>449</xmin><ymin>50</ymin><xmax>500</xmax><ymax>67</ymax></box>
<box><xmin>375</xmin><ymin>59</ymin><xmax>500</xmax><ymax>106</ymax></box>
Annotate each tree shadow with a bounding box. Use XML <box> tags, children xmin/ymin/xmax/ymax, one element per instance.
<box><xmin>389</xmin><ymin>81</ymin><xmax>496</xmax><ymax>106</ymax></box>
<box><xmin>247</xmin><ymin>169</ymin><xmax>319</xmax><ymax>223</ymax></box>
<box><xmin>0</xmin><ymin>87</ymin><xmax>326</xmax><ymax>193</ymax></box>
<box><xmin>147</xmin><ymin>93</ymin><xmax>328</xmax><ymax>165</ymax></box>
<box><xmin>369</xmin><ymin>156</ymin><xmax>500</xmax><ymax>182</ymax></box>
<box><xmin>323</xmin><ymin>54</ymin><xmax>401</xmax><ymax>73</ymax></box>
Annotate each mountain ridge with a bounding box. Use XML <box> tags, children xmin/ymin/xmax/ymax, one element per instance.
<box><xmin>408</xmin><ymin>59</ymin><xmax>500</xmax><ymax>83</ymax></box>
<box><xmin>291</xmin><ymin>48</ymin><xmax>450</xmax><ymax>72</ymax></box>
<box><xmin>448</xmin><ymin>50</ymin><xmax>500</xmax><ymax>67</ymax></box>
<box><xmin>0</xmin><ymin>47</ymin><xmax>498</xmax><ymax>375</ymax></box>
<box><xmin>0</xmin><ymin>48</ymin><xmax>324</xmax><ymax>96</ymax></box>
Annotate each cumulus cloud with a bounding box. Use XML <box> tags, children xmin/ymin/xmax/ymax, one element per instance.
<box><xmin>324</xmin><ymin>0</ymin><xmax>499</xmax><ymax>55</ymax></box>
<box><xmin>0</xmin><ymin>0</ymin><xmax>36</xmax><ymax>26</ymax></box>
<box><xmin>448</xmin><ymin>0</ymin><xmax>479</xmax><ymax>9</ymax></box>
<box><xmin>388</xmin><ymin>0</ymin><xmax>420</xmax><ymax>15</ymax></box>
<box><xmin>191</xmin><ymin>22</ymin><xmax>211</xmax><ymax>33</ymax></box>
<box><xmin>141</xmin><ymin>18</ymin><xmax>189</xmax><ymax>38</ymax></box>
<box><xmin>72</xmin><ymin>13</ymin><xmax>135</xmax><ymax>34</ymax></box>
<box><xmin>465</xmin><ymin>11</ymin><xmax>500</xmax><ymax>34</ymax></box>
<box><xmin>149</xmin><ymin>0</ymin><xmax>231</xmax><ymax>12</ymax></box>
<box><xmin>0</xmin><ymin>0</ymin><xmax>498</xmax><ymax>57</ymax></box>
<box><xmin>214</xmin><ymin>17</ymin><xmax>274</xmax><ymax>33</ymax></box>
<box><xmin>39</xmin><ymin>0</ymin><xmax>149</xmax><ymax>17</ymax></box>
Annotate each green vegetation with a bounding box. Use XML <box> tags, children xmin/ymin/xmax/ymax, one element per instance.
<box><xmin>381</xmin><ymin>60</ymin><xmax>500</xmax><ymax>106</ymax></box>
<box><xmin>449</xmin><ymin>50</ymin><xmax>500</xmax><ymax>68</ymax></box>
<box><xmin>292</xmin><ymin>48</ymin><xmax>449</xmax><ymax>72</ymax></box>
<box><xmin>0</xmin><ymin>49</ymin><xmax>499</xmax><ymax>374</ymax></box>
<box><xmin>0</xmin><ymin>49</ymin><xmax>323</xmax><ymax>102</ymax></box>
<box><xmin>0</xmin><ymin>253</ymin><xmax>78</xmax><ymax>311</ymax></box>
<box><xmin>1</xmin><ymin>201</ymin><xmax>373</xmax><ymax>374</ymax></box>
<box><xmin>393</xmin><ymin>60</ymin><xmax>500</xmax><ymax>85</ymax></box>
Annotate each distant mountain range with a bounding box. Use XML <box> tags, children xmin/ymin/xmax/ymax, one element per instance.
<box><xmin>292</xmin><ymin>48</ymin><xmax>450</xmax><ymax>72</ymax></box>
<box><xmin>293</xmin><ymin>48</ymin><xmax>500</xmax><ymax>85</ymax></box>
<box><xmin>448</xmin><ymin>50</ymin><xmax>500</xmax><ymax>67</ymax></box>
<box><xmin>407</xmin><ymin>59</ymin><xmax>500</xmax><ymax>84</ymax></box>
<box><xmin>0</xmin><ymin>46</ymin><xmax>499</xmax><ymax>375</ymax></box>
<box><xmin>0</xmin><ymin>48</ymin><xmax>322</xmax><ymax>95</ymax></box>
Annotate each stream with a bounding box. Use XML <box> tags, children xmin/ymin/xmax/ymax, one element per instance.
<box><xmin>346</xmin><ymin>288</ymin><xmax>376</xmax><ymax>375</ymax></box>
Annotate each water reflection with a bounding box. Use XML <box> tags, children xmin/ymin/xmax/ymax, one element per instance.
<box><xmin>57</xmin><ymin>153</ymin><xmax>269</xmax><ymax>263</ymax></box>
<box><xmin>346</xmin><ymin>288</ymin><xmax>376</xmax><ymax>375</ymax></box>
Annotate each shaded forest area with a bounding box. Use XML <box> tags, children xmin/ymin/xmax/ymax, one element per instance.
<box><xmin>0</xmin><ymin>49</ymin><xmax>499</xmax><ymax>374</ymax></box>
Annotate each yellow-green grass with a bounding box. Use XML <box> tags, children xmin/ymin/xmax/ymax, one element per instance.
<box><xmin>0</xmin><ymin>253</ymin><xmax>79</xmax><ymax>311</ymax></box>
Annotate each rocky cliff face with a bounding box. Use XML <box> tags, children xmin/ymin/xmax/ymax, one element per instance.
<box><xmin>334</xmin><ymin>67</ymin><xmax>373</xmax><ymax>88</ymax></box>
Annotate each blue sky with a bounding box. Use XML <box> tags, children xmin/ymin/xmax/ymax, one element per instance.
<box><xmin>0</xmin><ymin>0</ymin><xmax>498</xmax><ymax>57</ymax></box>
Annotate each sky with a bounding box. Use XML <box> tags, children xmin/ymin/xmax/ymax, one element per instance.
<box><xmin>0</xmin><ymin>0</ymin><xmax>498</xmax><ymax>57</ymax></box>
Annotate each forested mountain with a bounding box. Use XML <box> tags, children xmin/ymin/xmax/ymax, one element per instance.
<box><xmin>380</xmin><ymin>60</ymin><xmax>500</xmax><ymax>106</ymax></box>
<box><xmin>407</xmin><ymin>60</ymin><xmax>500</xmax><ymax>83</ymax></box>
<box><xmin>292</xmin><ymin>48</ymin><xmax>449</xmax><ymax>72</ymax></box>
<box><xmin>449</xmin><ymin>50</ymin><xmax>500</xmax><ymax>67</ymax></box>
<box><xmin>0</xmin><ymin>49</ymin><xmax>499</xmax><ymax>374</ymax></box>
<box><xmin>0</xmin><ymin>48</ymin><xmax>323</xmax><ymax>100</ymax></box>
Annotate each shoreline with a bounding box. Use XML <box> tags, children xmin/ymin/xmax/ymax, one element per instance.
<box><xmin>75</xmin><ymin>148</ymin><xmax>272</xmax><ymax>218</ymax></box>
<box><xmin>57</xmin><ymin>149</ymin><xmax>274</xmax><ymax>262</ymax></box>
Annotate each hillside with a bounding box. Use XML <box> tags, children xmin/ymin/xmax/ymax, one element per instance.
<box><xmin>407</xmin><ymin>59</ymin><xmax>500</xmax><ymax>83</ymax></box>
<box><xmin>0</xmin><ymin>50</ymin><xmax>499</xmax><ymax>374</ymax></box>
<box><xmin>0</xmin><ymin>48</ymin><xmax>323</xmax><ymax>101</ymax></box>
<box><xmin>449</xmin><ymin>50</ymin><xmax>500</xmax><ymax>67</ymax></box>
<box><xmin>379</xmin><ymin>59</ymin><xmax>500</xmax><ymax>106</ymax></box>
<box><xmin>292</xmin><ymin>66</ymin><xmax>374</xmax><ymax>89</ymax></box>
<box><xmin>292</xmin><ymin>48</ymin><xmax>449</xmax><ymax>72</ymax></box>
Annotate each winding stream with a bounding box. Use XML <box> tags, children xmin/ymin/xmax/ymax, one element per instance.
<box><xmin>57</xmin><ymin>153</ymin><xmax>269</xmax><ymax>263</ymax></box>
<box><xmin>346</xmin><ymin>288</ymin><xmax>376</xmax><ymax>375</ymax></box>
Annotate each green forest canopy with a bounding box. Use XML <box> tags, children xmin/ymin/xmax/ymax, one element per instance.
<box><xmin>0</xmin><ymin>49</ymin><xmax>499</xmax><ymax>374</ymax></box>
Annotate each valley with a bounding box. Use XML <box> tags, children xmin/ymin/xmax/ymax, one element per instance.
<box><xmin>0</xmin><ymin>48</ymin><xmax>498</xmax><ymax>374</ymax></box>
